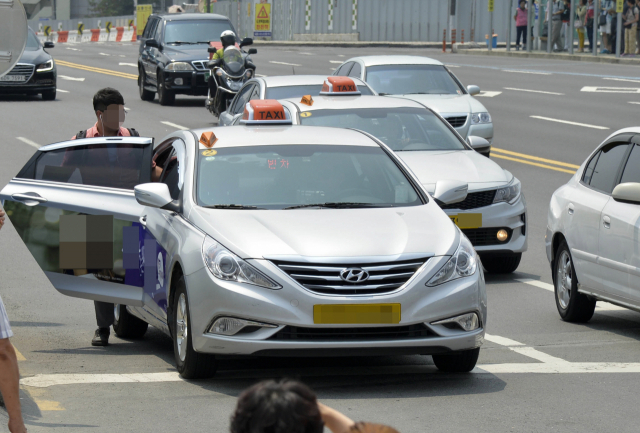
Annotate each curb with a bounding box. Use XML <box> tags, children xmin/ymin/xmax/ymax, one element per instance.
<box><xmin>253</xmin><ymin>40</ymin><xmax>451</xmax><ymax>49</ymax></box>
<box><xmin>455</xmin><ymin>48</ymin><xmax>640</xmax><ymax>65</ymax></box>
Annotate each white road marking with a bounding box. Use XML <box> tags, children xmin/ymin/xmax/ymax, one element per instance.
<box><xmin>65</xmin><ymin>47</ymin><xmax>80</xmax><ymax>51</ymax></box>
<box><xmin>581</xmin><ymin>86</ymin><xmax>640</xmax><ymax>94</ymax></box>
<box><xmin>329</xmin><ymin>60</ymin><xmax>344</xmax><ymax>64</ymax></box>
<box><xmin>59</xmin><ymin>75</ymin><xmax>85</xmax><ymax>82</ymax></box>
<box><xmin>629</xmin><ymin>101</ymin><xmax>640</xmax><ymax>105</ymax></box>
<box><xmin>16</xmin><ymin>137</ymin><xmax>41</xmax><ymax>149</ymax></box>
<box><xmin>516</xmin><ymin>278</ymin><xmax>628</xmax><ymax>311</ymax></box>
<box><xmin>119</xmin><ymin>55</ymin><xmax>126</xmax><ymax>58</ymax></box>
<box><xmin>445</xmin><ymin>64</ymin><xmax>460</xmax><ymax>68</ymax></box>
<box><xmin>484</xmin><ymin>333</ymin><xmax>525</xmax><ymax>347</ymax></box>
<box><xmin>22</xmin><ymin>373</ymin><xmax>184</xmax><ymax>388</ymax></box>
<box><xmin>337</xmin><ymin>55</ymin><xmax>345</xmax><ymax>57</ymax></box>
<box><xmin>299</xmin><ymin>52</ymin><xmax>314</xmax><ymax>55</ymax></box>
<box><xmin>603</xmin><ymin>77</ymin><xmax>640</xmax><ymax>84</ymax></box>
<box><xmin>99</xmin><ymin>52</ymin><xmax>110</xmax><ymax>56</ymax></box>
<box><xmin>476</xmin><ymin>91</ymin><xmax>502</xmax><ymax>97</ymax></box>
<box><xmin>504</xmin><ymin>87</ymin><xmax>564</xmax><ymax>96</ymax></box>
<box><xmin>503</xmin><ymin>70</ymin><xmax>552</xmax><ymax>75</ymax></box>
<box><xmin>56</xmin><ymin>89</ymin><xmax>69</xmax><ymax>93</ymax></box>
<box><xmin>269</xmin><ymin>61</ymin><xmax>302</xmax><ymax>66</ymax></box>
<box><xmin>330</xmin><ymin>68</ymin><xmax>336</xmax><ymax>71</ymax></box>
<box><xmin>119</xmin><ymin>62</ymin><xmax>137</xmax><ymax>67</ymax></box>
<box><xmin>256</xmin><ymin>73</ymin><xmax>267</xmax><ymax>77</ymax></box>
<box><xmin>161</xmin><ymin>121</ymin><xmax>188</xmax><ymax>130</ymax></box>
<box><xmin>530</xmin><ymin>115</ymin><xmax>609</xmax><ymax>130</ymax></box>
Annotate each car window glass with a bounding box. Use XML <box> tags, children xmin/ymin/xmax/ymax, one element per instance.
<box><xmin>249</xmin><ymin>86</ymin><xmax>260</xmax><ymax>100</ymax></box>
<box><xmin>26</xmin><ymin>30</ymin><xmax>40</xmax><ymax>50</ymax></box>
<box><xmin>366</xmin><ymin>65</ymin><xmax>464</xmax><ymax>95</ymax></box>
<box><xmin>582</xmin><ymin>151</ymin><xmax>600</xmax><ymax>185</ymax></box>
<box><xmin>232</xmin><ymin>85</ymin><xmax>254</xmax><ymax>114</ymax></box>
<box><xmin>620</xmin><ymin>144</ymin><xmax>640</xmax><ymax>184</ymax></box>
<box><xmin>164</xmin><ymin>20</ymin><xmax>234</xmax><ymax>45</ymax></box>
<box><xmin>348</xmin><ymin>62</ymin><xmax>362</xmax><ymax>78</ymax></box>
<box><xmin>337</xmin><ymin>62</ymin><xmax>354</xmax><ymax>76</ymax></box>
<box><xmin>265</xmin><ymin>84</ymin><xmax>372</xmax><ymax>99</ymax></box>
<box><xmin>144</xmin><ymin>18</ymin><xmax>158</xmax><ymax>39</ymax></box>
<box><xmin>153</xmin><ymin>20</ymin><xmax>163</xmax><ymax>42</ymax></box>
<box><xmin>159</xmin><ymin>140</ymin><xmax>186</xmax><ymax>200</ymax></box>
<box><xmin>33</xmin><ymin>143</ymin><xmax>147</xmax><ymax>189</ymax></box>
<box><xmin>589</xmin><ymin>143</ymin><xmax>629</xmax><ymax>194</ymax></box>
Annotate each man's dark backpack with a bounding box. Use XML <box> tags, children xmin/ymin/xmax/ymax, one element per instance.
<box><xmin>75</xmin><ymin>128</ymin><xmax>140</xmax><ymax>139</ymax></box>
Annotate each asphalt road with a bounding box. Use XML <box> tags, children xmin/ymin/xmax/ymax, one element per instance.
<box><xmin>1</xmin><ymin>42</ymin><xmax>640</xmax><ymax>433</ymax></box>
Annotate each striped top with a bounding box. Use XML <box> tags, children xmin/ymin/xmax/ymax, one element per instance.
<box><xmin>0</xmin><ymin>294</ymin><xmax>13</xmax><ymax>339</ymax></box>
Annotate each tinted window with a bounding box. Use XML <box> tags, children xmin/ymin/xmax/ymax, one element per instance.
<box><xmin>153</xmin><ymin>20</ymin><xmax>163</xmax><ymax>41</ymax></box>
<box><xmin>144</xmin><ymin>18</ymin><xmax>158</xmax><ymax>39</ymax></box>
<box><xmin>620</xmin><ymin>144</ymin><xmax>640</xmax><ymax>184</ymax></box>
<box><xmin>35</xmin><ymin>144</ymin><xmax>147</xmax><ymax>189</ymax></box>
<box><xmin>582</xmin><ymin>152</ymin><xmax>600</xmax><ymax>185</ymax></box>
<box><xmin>366</xmin><ymin>65</ymin><xmax>464</xmax><ymax>95</ymax></box>
<box><xmin>588</xmin><ymin>143</ymin><xmax>629</xmax><ymax>193</ymax></box>
<box><xmin>265</xmin><ymin>84</ymin><xmax>372</xmax><ymax>99</ymax></box>
<box><xmin>164</xmin><ymin>20</ymin><xmax>234</xmax><ymax>45</ymax></box>
<box><xmin>348</xmin><ymin>62</ymin><xmax>362</xmax><ymax>78</ymax></box>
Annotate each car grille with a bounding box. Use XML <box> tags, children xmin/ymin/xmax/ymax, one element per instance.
<box><xmin>272</xmin><ymin>258</ymin><xmax>429</xmax><ymax>295</ymax></box>
<box><xmin>268</xmin><ymin>324</ymin><xmax>435</xmax><ymax>341</ymax></box>
<box><xmin>462</xmin><ymin>227</ymin><xmax>512</xmax><ymax>246</ymax></box>
<box><xmin>445</xmin><ymin>115</ymin><xmax>467</xmax><ymax>128</ymax></box>
<box><xmin>1</xmin><ymin>63</ymin><xmax>35</xmax><ymax>85</ymax></box>
<box><xmin>191</xmin><ymin>60</ymin><xmax>209</xmax><ymax>71</ymax></box>
<box><xmin>440</xmin><ymin>190</ymin><xmax>496</xmax><ymax>210</ymax></box>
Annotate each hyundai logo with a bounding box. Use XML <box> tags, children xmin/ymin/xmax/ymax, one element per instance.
<box><xmin>340</xmin><ymin>267</ymin><xmax>370</xmax><ymax>283</ymax></box>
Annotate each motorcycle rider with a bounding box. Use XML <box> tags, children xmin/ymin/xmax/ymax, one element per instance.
<box><xmin>207</xmin><ymin>30</ymin><xmax>237</xmax><ymax>102</ymax></box>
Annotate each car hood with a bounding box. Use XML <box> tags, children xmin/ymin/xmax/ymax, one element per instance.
<box><xmin>397</xmin><ymin>150</ymin><xmax>511</xmax><ymax>193</ymax></box>
<box><xmin>392</xmin><ymin>94</ymin><xmax>486</xmax><ymax>114</ymax></box>
<box><xmin>18</xmin><ymin>48</ymin><xmax>51</xmax><ymax>66</ymax></box>
<box><xmin>161</xmin><ymin>45</ymin><xmax>209</xmax><ymax>62</ymax></box>
<box><xmin>190</xmin><ymin>203</ymin><xmax>457</xmax><ymax>260</ymax></box>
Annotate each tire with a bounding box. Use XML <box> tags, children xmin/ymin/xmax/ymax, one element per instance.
<box><xmin>157</xmin><ymin>71</ymin><xmax>175</xmax><ymax>106</ymax></box>
<box><xmin>41</xmin><ymin>89</ymin><xmax>56</xmax><ymax>101</ymax></box>
<box><xmin>482</xmin><ymin>253</ymin><xmax>522</xmax><ymax>274</ymax></box>
<box><xmin>172</xmin><ymin>276</ymin><xmax>217</xmax><ymax>379</ymax></box>
<box><xmin>433</xmin><ymin>348</ymin><xmax>480</xmax><ymax>373</ymax></box>
<box><xmin>554</xmin><ymin>241</ymin><xmax>595</xmax><ymax>322</ymax></box>
<box><xmin>112</xmin><ymin>304</ymin><xmax>148</xmax><ymax>339</ymax></box>
<box><xmin>138</xmin><ymin>68</ymin><xmax>155</xmax><ymax>102</ymax></box>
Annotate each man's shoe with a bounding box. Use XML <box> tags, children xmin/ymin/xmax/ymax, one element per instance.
<box><xmin>91</xmin><ymin>328</ymin><xmax>110</xmax><ymax>346</ymax></box>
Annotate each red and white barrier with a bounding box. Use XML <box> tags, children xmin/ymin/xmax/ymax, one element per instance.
<box><xmin>35</xmin><ymin>27</ymin><xmax>137</xmax><ymax>44</ymax></box>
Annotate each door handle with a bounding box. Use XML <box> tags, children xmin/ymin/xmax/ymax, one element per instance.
<box><xmin>139</xmin><ymin>215</ymin><xmax>147</xmax><ymax>228</ymax></box>
<box><xmin>603</xmin><ymin>215</ymin><xmax>611</xmax><ymax>229</ymax></box>
<box><xmin>567</xmin><ymin>204</ymin><xmax>574</xmax><ymax>215</ymax></box>
<box><xmin>11</xmin><ymin>193</ymin><xmax>48</xmax><ymax>206</ymax></box>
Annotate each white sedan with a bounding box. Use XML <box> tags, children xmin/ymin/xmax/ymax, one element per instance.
<box><xmin>547</xmin><ymin>128</ymin><xmax>640</xmax><ymax>321</ymax></box>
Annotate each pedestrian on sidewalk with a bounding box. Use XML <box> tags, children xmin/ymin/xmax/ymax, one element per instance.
<box><xmin>623</xmin><ymin>0</ymin><xmax>639</xmax><ymax>56</ymax></box>
<box><xmin>515</xmin><ymin>0</ymin><xmax>529</xmax><ymax>50</ymax></box>
<box><xmin>585</xmin><ymin>0</ymin><xmax>596</xmax><ymax>52</ymax></box>
<box><xmin>636</xmin><ymin>0</ymin><xmax>640</xmax><ymax>53</ymax></box>
<box><xmin>562</xmin><ymin>0</ymin><xmax>572</xmax><ymax>50</ymax></box>
<box><xmin>576</xmin><ymin>0</ymin><xmax>588</xmax><ymax>52</ymax></box>
<box><xmin>548</xmin><ymin>0</ymin><xmax>565</xmax><ymax>51</ymax></box>
<box><xmin>600</xmin><ymin>0</ymin><xmax>615</xmax><ymax>53</ymax></box>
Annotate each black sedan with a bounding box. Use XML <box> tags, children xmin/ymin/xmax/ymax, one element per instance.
<box><xmin>0</xmin><ymin>28</ymin><xmax>56</xmax><ymax>100</ymax></box>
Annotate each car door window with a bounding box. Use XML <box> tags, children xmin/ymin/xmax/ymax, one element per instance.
<box><xmin>231</xmin><ymin>84</ymin><xmax>254</xmax><ymax>115</ymax></box>
<box><xmin>587</xmin><ymin>143</ymin><xmax>629</xmax><ymax>194</ymax></box>
<box><xmin>337</xmin><ymin>62</ymin><xmax>354</xmax><ymax>76</ymax></box>
<box><xmin>153</xmin><ymin>20</ymin><xmax>163</xmax><ymax>43</ymax></box>
<box><xmin>620</xmin><ymin>144</ymin><xmax>640</xmax><ymax>184</ymax></box>
<box><xmin>348</xmin><ymin>62</ymin><xmax>362</xmax><ymax>78</ymax></box>
<box><xmin>157</xmin><ymin>139</ymin><xmax>186</xmax><ymax>200</ymax></box>
<box><xmin>144</xmin><ymin>18</ymin><xmax>158</xmax><ymax>40</ymax></box>
<box><xmin>249</xmin><ymin>85</ymin><xmax>260</xmax><ymax>100</ymax></box>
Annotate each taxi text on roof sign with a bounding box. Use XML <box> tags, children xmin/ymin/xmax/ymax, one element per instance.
<box><xmin>320</xmin><ymin>77</ymin><xmax>361</xmax><ymax>96</ymax></box>
<box><xmin>241</xmin><ymin>100</ymin><xmax>292</xmax><ymax>125</ymax></box>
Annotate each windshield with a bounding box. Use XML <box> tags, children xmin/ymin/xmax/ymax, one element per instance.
<box><xmin>223</xmin><ymin>46</ymin><xmax>244</xmax><ymax>74</ymax></box>
<box><xmin>298</xmin><ymin>108</ymin><xmax>466</xmax><ymax>152</ymax></box>
<box><xmin>26</xmin><ymin>30</ymin><xmax>40</xmax><ymax>51</ymax></box>
<box><xmin>164</xmin><ymin>20</ymin><xmax>234</xmax><ymax>45</ymax></box>
<box><xmin>265</xmin><ymin>84</ymin><xmax>373</xmax><ymax>99</ymax></box>
<box><xmin>365</xmin><ymin>65</ymin><xmax>464</xmax><ymax>95</ymax></box>
<box><xmin>197</xmin><ymin>145</ymin><xmax>422</xmax><ymax>209</ymax></box>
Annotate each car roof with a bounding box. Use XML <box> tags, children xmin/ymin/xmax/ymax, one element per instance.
<box><xmin>281</xmin><ymin>95</ymin><xmax>426</xmax><ymax>112</ymax></box>
<box><xmin>192</xmin><ymin>125</ymin><xmax>378</xmax><ymax>149</ymax></box>
<box><xmin>152</xmin><ymin>13</ymin><xmax>229</xmax><ymax>21</ymax></box>
<box><xmin>348</xmin><ymin>56</ymin><xmax>444</xmax><ymax>67</ymax></box>
<box><xmin>259</xmin><ymin>75</ymin><xmax>368</xmax><ymax>88</ymax></box>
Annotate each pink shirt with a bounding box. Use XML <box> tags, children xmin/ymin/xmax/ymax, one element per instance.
<box><xmin>516</xmin><ymin>8</ymin><xmax>528</xmax><ymax>27</ymax></box>
<box><xmin>71</xmin><ymin>122</ymin><xmax>131</xmax><ymax>139</ymax></box>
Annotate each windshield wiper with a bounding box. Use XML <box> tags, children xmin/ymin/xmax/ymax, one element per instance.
<box><xmin>284</xmin><ymin>202</ymin><xmax>388</xmax><ymax>210</ymax></box>
<box><xmin>167</xmin><ymin>41</ymin><xmax>197</xmax><ymax>45</ymax></box>
<box><xmin>204</xmin><ymin>204</ymin><xmax>265</xmax><ymax>210</ymax></box>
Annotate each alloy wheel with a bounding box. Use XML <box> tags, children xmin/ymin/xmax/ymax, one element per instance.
<box><xmin>176</xmin><ymin>293</ymin><xmax>188</xmax><ymax>362</ymax></box>
<box><xmin>556</xmin><ymin>250</ymin><xmax>572</xmax><ymax>310</ymax></box>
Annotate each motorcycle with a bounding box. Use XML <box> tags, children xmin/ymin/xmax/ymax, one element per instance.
<box><xmin>205</xmin><ymin>38</ymin><xmax>257</xmax><ymax>118</ymax></box>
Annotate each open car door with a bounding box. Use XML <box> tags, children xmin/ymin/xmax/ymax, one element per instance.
<box><xmin>0</xmin><ymin>137</ymin><xmax>153</xmax><ymax>306</ymax></box>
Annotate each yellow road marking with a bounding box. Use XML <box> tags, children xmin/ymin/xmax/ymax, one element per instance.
<box><xmin>34</xmin><ymin>399</ymin><xmax>65</xmax><ymax>411</ymax></box>
<box><xmin>492</xmin><ymin>147</ymin><xmax>581</xmax><ymax>169</ymax></box>
<box><xmin>56</xmin><ymin>60</ymin><xmax>138</xmax><ymax>80</ymax></box>
<box><xmin>492</xmin><ymin>153</ymin><xmax>576</xmax><ymax>174</ymax></box>
<box><xmin>12</xmin><ymin>344</ymin><xmax>26</xmax><ymax>361</ymax></box>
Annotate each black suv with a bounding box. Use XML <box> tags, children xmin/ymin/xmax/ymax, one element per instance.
<box><xmin>138</xmin><ymin>13</ymin><xmax>238</xmax><ymax>106</ymax></box>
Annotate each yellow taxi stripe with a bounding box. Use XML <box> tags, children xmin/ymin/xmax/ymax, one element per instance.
<box><xmin>492</xmin><ymin>153</ymin><xmax>576</xmax><ymax>174</ymax></box>
<box><xmin>492</xmin><ymin>147</ymin><xmax>581</xmax><ymax>169</ymax></box>
<box><xmin>56</xmin><ymin>60</ymin><xmax>138</xmax><ymax>80</ymax></box>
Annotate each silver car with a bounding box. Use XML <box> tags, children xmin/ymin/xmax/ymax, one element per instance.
<box><xmin>333</xmin><ymin>55</ymin><xmax>493</xmax><ymax>142</ymax></box>
<box><xmin>218</xmin><ymin>75</ymin><xmax>373</xmax><ymax>126</ymax></box>
<box><xmin>1</xmin><ymin>110</ymin><xmax>486</xmax><ymax>379</ymax></box>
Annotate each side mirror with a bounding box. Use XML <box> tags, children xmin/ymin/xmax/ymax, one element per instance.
<box><xmin>467</xmin><ymin>136</ymin><xmax>491</xmax><ymax>157</ymax></box>
<box><xmin>612</xmin><ymin>182</ymin><xmax>640</xmax><ymax>205</ymax></box>
<box><xmin>145</xmin><ymin>39</ymin><xmax>159</xmax><ymax>48</ymax></box>
<box><xmin>467</xmin><ymin>85</ymin><xmax>481</xmax><ymax>96</ymax></box>
<box><xmin>240</xmin><ymin>37</ymin><xmax>253</xmax><ymax>47</ymax></box>
<box><xmin>207</xmin><ymin>46</ymin><xmax>218</xmax><ymax>54</ymax></box>
<box><xmin>44</xmin><ymin>41</ymin><xmax>55</xmax><ymax>48</ymax></box>
<box><xmin>433</xmin><ymin>180</ymin><xmax>468</xmax><ymax>205</ymax></box>
<box><xmin>134</xmin><ymin>183</ymin><xmax>179</xmax><ymax>212</ymax></box>
<box><xmin>248</xmin><ymin>48</ymin><xmax>257</xmax><ymax>55</ymax></box>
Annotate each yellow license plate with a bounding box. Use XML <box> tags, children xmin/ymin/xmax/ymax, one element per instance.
<box><xmin>313</xmin><ymin>304</ymin><xmax>401</xmax><ymax>324</ymax></box>
<box><xmin>449</xmin><ymin>213</ymin><xmax>482</xmax><ymax>229</ymax></box>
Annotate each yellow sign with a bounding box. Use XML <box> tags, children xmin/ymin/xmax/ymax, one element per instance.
<box><xmin>248</xmin><ymin>3</ymin><xmax>251</xmax><ymax>16</ymax></box>
<box><xmin>449</xmin><ymin>213</ymin><xmax>482</xmax><ymax>229</ymax></box>
<box><xmin>137</xmin><ymin>5</ymin><xmax>153</xmax><ymax>37</ymax></box>
<box><xmin>105</xmin><ymin>21</ymin><xmax>112</xmax><ymax>33</ymax></box>
<box><xmin>77</xmin><ymin>22</ymin><xmax>84</xmax><ymax>34</ymax></box>
<box><xmin>616</xmin><ymin>0</ymin><xmax>624</xmax><ymax>13</ymax></box>
<box><xmin>488</xmin><ymin>0</ymin><xmax>494</xmax><ymax>12</ymax></box>
<box><xmin>255</xmin><ymin>3</ymin><xmax>271</xmax><ymax>34</ymax></box>
<box><xmin>300</xmin><ymin>111</ymin><xmax>312</xmax><ymax>117</ymax></box>
<box><xmin>202</xmin><ymin>149</ymin><xmax>217</xmax><ymax>156</ymax></box>
<box><xmin>43</xmin><ymin>25</ymin><xmax>51</xmax><ymax>36</ymax></box>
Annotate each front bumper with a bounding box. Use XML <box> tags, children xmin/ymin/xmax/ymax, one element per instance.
<box><xmin>444</xmin><ymin>193</ymin><xmax>527</xmax><ymax>256</ymax></box>
<box><xmin>0</xmin><ymin>69</ymin><xmax>56</xmax><ymax>94</ymax></box>
<box><xmin>468</xmin><ymin>123</ymin><xmax>494</xmax><ymax>144</ymax></box>
<box><xmin>185</xmin><ymin>255</ymin><xmax>486</xmax><ymax>356</ymax></box>
<box><xmin>163</xmin><ymin>69</ymin><xmax>208</xmax><ymax>96</ymax></box>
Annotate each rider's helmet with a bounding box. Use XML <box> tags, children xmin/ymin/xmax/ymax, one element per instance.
<box><xmin>220</xmin><ymin>30</ymin><xmax>236</xmax><ymax>49</ymax></box>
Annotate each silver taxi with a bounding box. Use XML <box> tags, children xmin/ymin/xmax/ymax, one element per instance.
<box><xmin>1</xmin><ymin>100</ymin><xmax>486</xmax><ymax>378</ymax></box>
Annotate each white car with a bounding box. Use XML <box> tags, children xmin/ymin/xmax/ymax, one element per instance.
<box><xmin>333</xmin><ymin>55</ymin><xmax>493</xmax><ymax>142</ymax></box>
<box><xmin>547</xmin><ymin>128</ymin><xmax>640</xmax><ymax>321</ymax></box>
<box><xmin>272</xmin><ymin>77</ymin><xmax>527</xmax><ymax>273</ymax></box>
<box><xmin>218</xmin><ymin>75</ymin><xmax>373</xmax><ymax>126</ymax></box>
<box><xmin>1</xmin><ymin>99</ymin><xmax>486</xmax><ymax>378</ymax></box>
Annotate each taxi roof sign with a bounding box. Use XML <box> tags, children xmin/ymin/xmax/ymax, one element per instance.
<box><xmin>301</xmin><ymin>95</ymin><xmax>314</xmax><ymax>106</ymax></box>
<box><xmin>320</xmin><ymin>77</ymin><xmax>361</xmax><ymax>96</ymax></box>
<box><xmin>200</xmin><ymin>131</ymin><xmax>218</xmax><ymax>148</ymax></box>
<box><xmin>241</xmin><ymin>99</ymin><xmax>292</xmax><ymax>125</ymax></box>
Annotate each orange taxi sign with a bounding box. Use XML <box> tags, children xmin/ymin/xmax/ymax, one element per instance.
<box><xmin>301</xmin><ymin>95</ymin><xmax>314</xmax><ymax>106</ymax></box>
<box><xmin>241</xmin><ymin>99</ymin><xmax>292</xmax><ymax>125</ymax></box>
<box><xmin>320</xmin><ymin>76</ymin><xmax>361</xmax><ymax>95</ymax></box>
<box><xmin>200</xmin><ymin>131</ymin><xmax>218</xmax><ymax>148</ymax></box>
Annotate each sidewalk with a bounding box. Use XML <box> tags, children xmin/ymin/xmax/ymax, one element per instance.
<box><xmin>453</xmin><ymin>46</ymin><xmax>640</xmax><ymax>65</ymax></box>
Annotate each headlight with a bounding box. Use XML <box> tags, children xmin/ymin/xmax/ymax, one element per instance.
<box><xmin>36</xmin><ymin>59</ymin><xmax>54</xmax><ymax>72</ymax></box>
<box><xmin>245</xmin><ymin>69</ymin><xmax>253</xmax><ymax>79</ymax></box>
<box><xmin>432</xmin><ymin>312</ymin><xmax>480</xmax><ymax>331</ymax></box>
<box><xmin>227</xmin><ymin>79</ymin><xmax>243</xmax><ymax>91</ymax></box>
<box><xmin>471</xmin><ymin>112</ymin><xmax>492</xmax><ymax>124</ymax></box>
<box><xmin>166</xmin><ymin>62</ymin><xmax>194</xmax><ymax>71</ymax></box>
<box><xmin>215</xmin><ymin>69</ymin><xmax>226</xmax><ymax>77</ymax></box>
<box><xmin>426</xmin><ymin>232</ymin><xmax>477</xmax><ymax>287</ymax></box>
<box><xmin>493</xmin><ymin>177</ymin><xmax>521</xmax><ymax>204</ymax></box>
<box><xmin>202</xmin><ymin>236</ymin><xmax>281</xmax><ymax>289</ymax></box>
